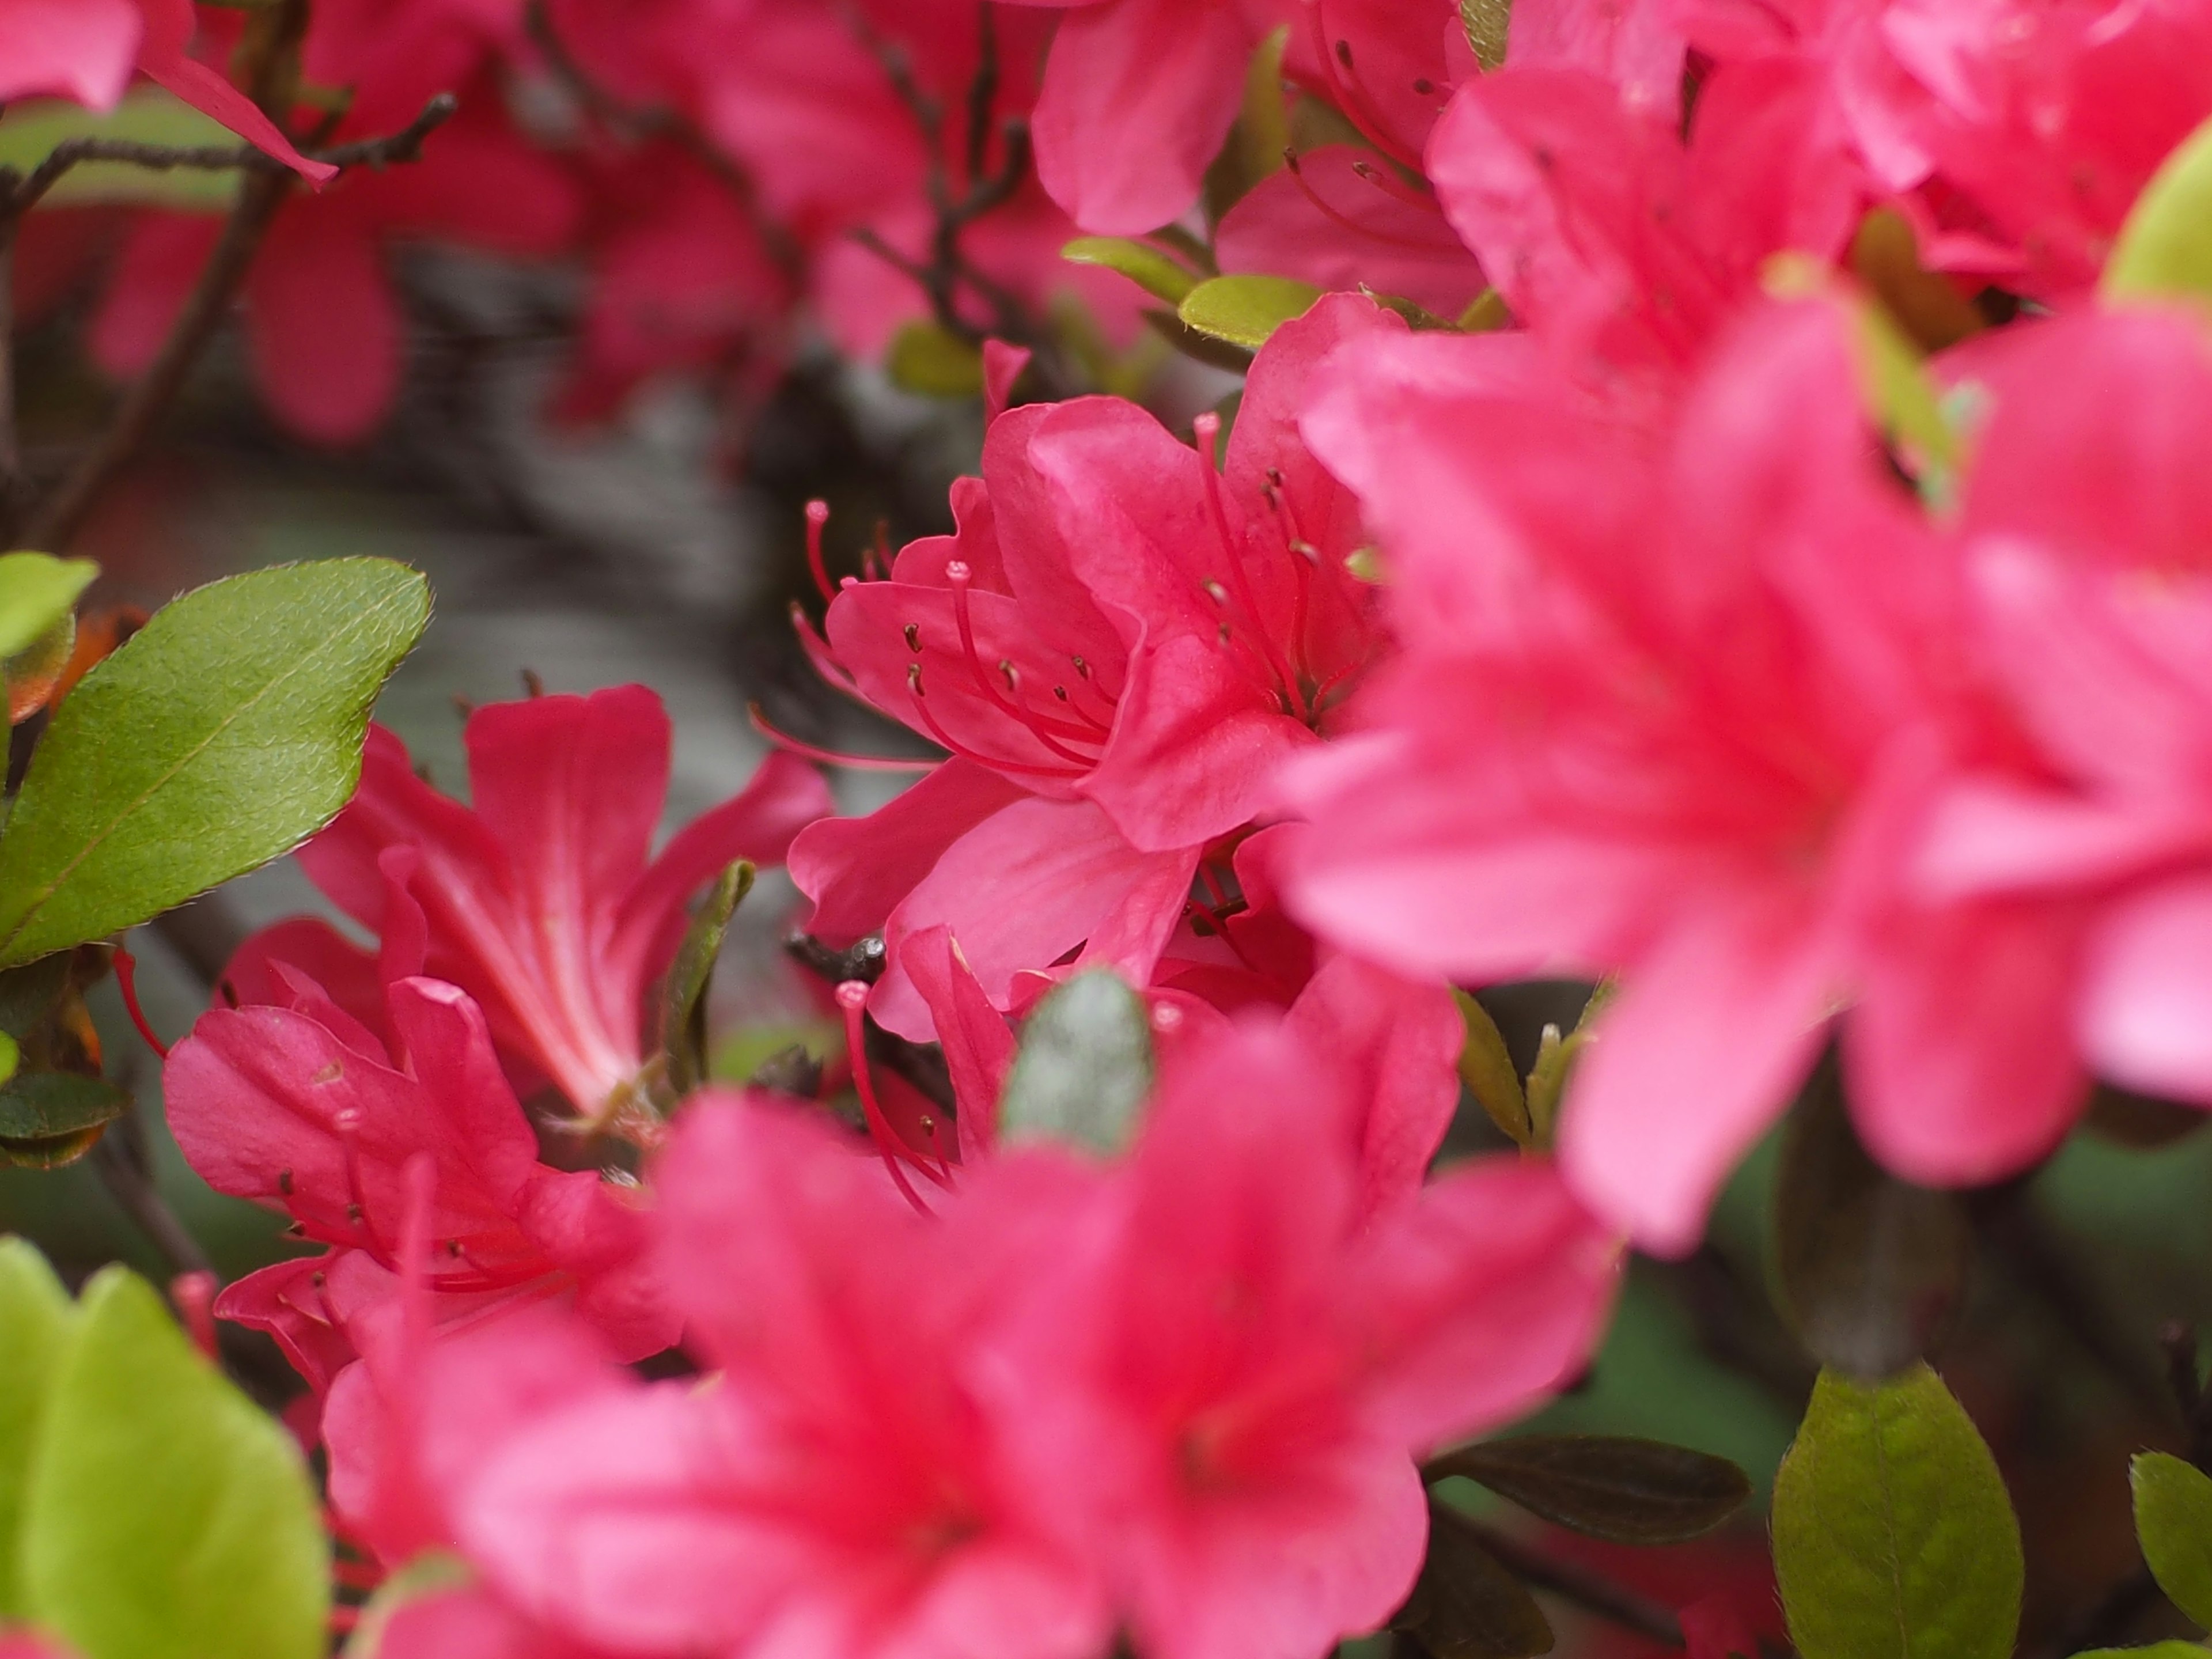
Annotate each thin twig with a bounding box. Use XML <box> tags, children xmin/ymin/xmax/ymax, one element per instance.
<box><xmin>91</xmin><ymin>1107</ymin><xmax>214</xmax><ymax>1280</ymax></box>
<box><xmin>1459</xmin><ymin>1518</ymin><xmax>1687</xmax><ymax>1647</ymax></box>
<box><xmin>0</xmin><ymin>179</ymin><xmax>18</xmax><ymax>538</ymax></box>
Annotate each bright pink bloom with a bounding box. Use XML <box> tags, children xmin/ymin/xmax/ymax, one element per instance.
<box><xmin>165</xmin><ymin>972</ymin><xmax>675</xmax><ymax>1391</ymax></box>
<box><xmin>0</xmin><ymin>1638</ymin><xmax>78</xmax><ymax>1659</ymax></box>
<box><xmin>229</xmin><ymin>685</ymin><xmax>831</xmax><ymax>1116</ymax></box>
<box><xmin>1283</xmin><ymin>296</ymin><xmax>2071</xmax><ymax>1253</ymax></box>
<box><xmin>792</xmin><ymin>295</ymin><xmax>1397</xmax><ymax>1039</ymax></box>
<box><xmin>438</xmin><ymin>1094</ymin><xmax>1114</xmax><ymax>1659</ymax></box>
<box><xmin>980</xmin><ymin>1021</ymin><xmax>1618</xmax><ymax>1659</ymax></box>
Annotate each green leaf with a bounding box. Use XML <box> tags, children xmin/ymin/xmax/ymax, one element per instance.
<box><xmin>0</xmin><ymin>558</ymin><xmax>430</xmax><ymax>967</ymax></box>
<box><xmin>1142</xmin><ymin>307</ymin><xmax>1256</xmax><ymax>374</ymax></box>
<box><xmin>20</xmin><ymin>1267</ymin><xmax>329</xmax><ymax>1659</ymax></box>
<box><xmin>658</xmin><ymin>860</ymin><xmax>754</xmax><ymax>1099</ymax></box>
<box><xmin>886</xmin><ymin>321</ymin><xmax>984</xmax><ymax>399</ymax></box>
<box><xmin>1772</xmin><ymin>1364</ymin><xmax>2023</xmax><ymax>1659</ymax></box>
<box><xmin>0</xmin><ymin>90</ymin><xmax>245</xmax><ymax>210</ymax></box>
<box><xmin>2070</xmin><ymin>1646</ymin><xmax>2212</xmax><ymax>1657</ymax></box>
<box><xmin>1393</xmin><ymin>1501</ymin><xmax>1555</xmax><ymax>1659</ymax></box>
<box><xmin>0</xmin><ymin>1237</ymin><xmax>75</xmax><ymax>1619</ymax></box>
<box><xmin>1456</xmin><ymin>990</ymin><xmax>1531</xmax><ymax>1149</ymax></box>
<box><xmin>0</xmin><ymin>1070</ymin><xmax>128</xmax><ymax>1151</ymax></box>
<box><xmin>1772</xmin><ymin>1052</ymin><xmax>1969</xmax><ymax>1380</ymax></box>
<box><xmin>999</xmin><ymin>969</ymin><xmax>1154</xmax><ymax>1155</ymax></box>
<box><xmin>2105</xmin><ymin>112</ymin><xmax>2212</xmax><ymax>306</ymax></box>
<box><xmin>1062</xmin><ymin>237</ymin><xmax>1200</xmax><ymax>305</ymax></box>
<box><xmin>1427</xmin><ymin>1434</ymin><xmax>1751</xmax><ymax>1546</ymax></box>
<box><xmin>1461</xmin><ymin>0</ymin><xmax>1512</xmax><ymax>71</ymax></box>
<box><xmin>0</xmin><ymin>553</ymin><xmax>97</xmax><ymax>662</ymax></box>
<box><xmin>2135</xmin><ymin>1452</ymin><xmax>2212</xmax><ymax>1630</ymax></box>
<box><xmin>1177</xmin><ymin>275</ymin><xmax>1321</xmax><ymax>350</ymax></box>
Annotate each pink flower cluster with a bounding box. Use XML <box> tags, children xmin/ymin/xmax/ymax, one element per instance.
<box><xmin>112</xmin><ymin>0</ymin><xmax>2212</xmax><ymax>1650</ymax></box>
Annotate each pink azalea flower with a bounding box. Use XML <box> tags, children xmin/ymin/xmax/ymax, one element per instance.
<box><xmin>791</xmin><ymin>294</ymin><xmax>1397</xmax><ymax>1039</ymax></box>
<box><xmin>165</xmin><ymin>971</ymin><xmax>676</xmax><ymax>1396</ymax></box>
<box><xmin>0</xmin><ymin>0</ymin><xmax>332</xmax><ymax>181</ymax></box>
<box><xmin>229</xmin><ymin>685</ymin><xmax>831</xmax><ymax>1117</ymax></box>
<box><xmin>1282</xmin><ymin>296</ymin><xmax>2066</xmax><ymax>1253</ymax></box>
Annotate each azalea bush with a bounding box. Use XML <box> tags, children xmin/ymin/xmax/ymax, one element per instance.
<box><xmin>8</xmin><ymin>2</ymin><xmax>2212</xmax><ymax>1658</ymax></box>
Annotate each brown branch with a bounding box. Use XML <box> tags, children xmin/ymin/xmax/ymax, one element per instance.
<box><xmin>1457</xmin><ymin>1518</ymin><xmax>1687</xmax><ymax>1647</ymax></box>
<box><xmin>92</xmin><ymin>1105</ymin><xmax>214</xmax><ymax>1281</ymax></box>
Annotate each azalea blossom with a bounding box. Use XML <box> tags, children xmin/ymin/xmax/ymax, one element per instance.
<box><xmin>791</xmin><ymin>294</ymin><xmax>1397</xmax><ymax>1040</ymax></box>
<box><xmin>228</xmin><ymin>685</ymin><xmax>830</xmax><ymax>1119</ymax></box>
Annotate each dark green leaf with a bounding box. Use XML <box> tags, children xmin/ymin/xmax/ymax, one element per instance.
<box><xmin>999</xmin><ymin>969</ymin><xmax>1153</xmax><ymax>1154</ymax></box>
<box><xmin>886</xmin><ymin>321</ymin><xmax>984</xmax><ymax>398</ymax></box>
<box><xmin>20</xmin><ymin>1267</ymin><xmax>329</xmax><ymax>1659</ymax></box>
<box><xmin>1395</xmin><ymin>1502</ymin><xmax>1554</xmax><ymax>1659</ymax></box>
<box><xmin>0</xmin><ymin>558</ymin><xmax>430</xmax><ymax>966</ymax></box>
<box><xmin>0</xmin><ymin>553</ymin><xmax>97</xmax><ymax>662</ymax></box>
<box><xmin>1772</xmin><ymin>1364</ymin><xmax>2022</xmax><ymax>1659</ymax></box>
<box><xmin>0</xmin><ymin>956</ymin><xmax>71</xmax><ymax>1040</ymax></box>
<box><xmin>2105</xmin><ymin>112</ymin><xmax>2212</xmax><ymax>305</ymax></box>
<box><xmin>0</xmin><ymin>1070</ymin><xmax>127</xmax><ymax>1145</ymax></box>
<box><xmin>1772</xmin><ymin>1052</ymin><xmax>1969</xmax><ymax>1380</ymax></box>
<box><xmin>1177</xmin><ymin>275</ymin><xmax>1321</xmax><ymax>350</ymax></box>
<box><xmin>2070</xmin><ymin>1646</ymin><xmax>2212</xmax><ymax>1657</ymax></box>
<box><xmin>0</xmin><ymin>1236</ymin><xmax>75</xmax><ymax>1619</ymax></box>
<box><xmin>2134</xmin><ymin>1451</ymin><xmax>2212</xmax><ymax>1630</ymax></box>
<box><xmin>1062</xmin><ymin>237</ymin><xmax>1199</xmax><ymax>305</ymax></box>
<box><xmin>1426</xmin><ymin>1435</ymin><xmax>1750</xmax><ymax>1545</ymax></box>
<box><xmin>658</xmin><ymin>860</ymin><xmax>754</xmax><ymax>1098</ymax></box>
<box><xmin>1460</xmin><ymin>0</ymin><xmax>1510</xmax><ymax>71</ymax></box>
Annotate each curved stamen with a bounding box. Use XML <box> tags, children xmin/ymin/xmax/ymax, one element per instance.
<box><xmin>1307</xmin><ymin>0</ymin><xmax>1429</xmax><ymax>173</ymax></box>
<box><xmin>944</xmin><ymin>563</ymin><xmax>1106</xmax><ymax>757</ymax></box>
<box><xmin>836</xmin><ymin>982</ymin><xmax>943</xmax><ymax>1215</ymax></box>
<box><xmin>805</xmin><ymin>499</ymin><xmax>836</xmax><ymax>604</ymax></box>
<box><xmin>1192</xmin><ymin>416</ymin><xmax>1309</xmax><ymax>721</ymax></box>
<box><xmin>748</xmin><ymin>701</ymin><xmax>941</xmax><ymax>772</ymax></box>
<box><xmin>1283</xmin><ymin>147</ymin><xmax>1452</xmax><ymax>249</ymax></box>
<box><xmin>906</xmin><ymin>664</ymin><xmax>1089</xmax><ymax>779</ymax></box>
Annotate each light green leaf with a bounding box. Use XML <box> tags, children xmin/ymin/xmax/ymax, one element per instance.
<box><xmin>0</xmin><ymin>1236</ymin><xmax>75</xmax><ymax>1620</ymax></box>
<box><xmin>0</xmin><ymin>90</ymin><xmax>245</xmax><ymax>210</ymax></box>
<box><xmin>658</xmin><ymin>860</ymin><xmax>755</xmax><ymax>1099</ymax></box>
<box><xmin>0</xmin><ymin>558</ymin><xmax>430</xmax><ymax>967</ymax></box>
<box><xmin>2135</xmin><ymin>1452</ymin><xmax>2212</xmax><ymax>1630</ymax></box>
<box><xmin>1772</xmin><ymin>1365</ymin><xmax>2022</xmax><ymax>1659</ymax></box>
<box><xmin>2071</xmin><ymin>1646</ymin><xmax>2211</xmax><ymax>1657</ymax></box>
<box><xmin>1177</xmin><ymin>275</ymin><xmax>1322</xmax><ymax>350</ymax></box>
<box><xmin>1455</xmin><ymin>990</ymin><xmax>1531</xmax><ymax>1149</ymax></box>
<box><xmin>999</xmin><ymin>969</ymin><xmax>1154</xmax><ymax>1154</ymax></box>
<box><xmin>886</xmin><ymin>321</ymin><xmax>984</xmax><ymax>399</ymax></box>
<box><xmin>2105</xmin><ymin>113</ymin><xmax>2212</xmax><ymax>306</ymax></box>
<box><xmin>1062</xmin><ymin>237</ymin><xmax>1199</xmax><ymax>306</ymax></box>
<box><xmin>0</xmin><ymin>554</ymin><xmax>97</xmax><ymax>663</ymax></box>
<box><xmin>340</xmin><ymin>1552</ymin><xmax>472</xmax><ymax>1659</ymax></box>
<box><xmin>20</xmin><ymin>1267</ymin><xmax>329</xmax><ymax>1659</ymax></box>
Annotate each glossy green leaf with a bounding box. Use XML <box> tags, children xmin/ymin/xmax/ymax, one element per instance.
<box><xmin>1393</xmin><ymin>1501</ymin><xmax>1554</xmax><ymax>1659</ymax></box>
<box><xmin>0</xmin><ymin>554</ymin><xmax>97</xmax><ymax>663</ymax></box>
<box><xmin>1461</xmin><ymin>0</ymin><xmax>1511</xmax><ymax>71</ymax></box>
<box><xmin>1773</xmin><ymin>1053</ymin><xmax>1969</xmax><ymax>1380</ymax></box>
<box><xmin>1772</xmin><ymin>1364</ymin><xmax>2022</xmax><ymax>1659</ymax></box>
<box><xmin>0</xmin><ymin>90</ymin><xmax>244</xmax><ymax>210</ymax></box>
<box><xmin>2135</xmin><ymin>1452</ymin><xmax>2212</xmax><ymax>1630</ymax></box>
<box><xmin>1456</xmin><ymin>990</ymin><xmax>1531</xmax><ymax>1148</ymax></box>
<box><xmin>0</xmin><ymin>1237</ymin><xmax>75</xmax><ymax>1619</ymax></box>
<box><xmin>0</xmin><ymin>1070</ymin><xmax>127</xmax><ymax>1147</ymax></box>
<box><xmin>2105</xmin><ymin>112</ymin><xmax>2212</xmax><ymax>306</ymax></box>
<box><xmin>886</xmin><ymin>321</ymin><xmax>984</xmax><ymax>398</ymax></box>
<box><xmin>999</xmin><ymin>969</ymin><xmax>1154</xmax><ymax>1154</ymax></box>
<box><xmin>2070</xmin><ymin>1646</ymin><xmax>2212</xmax><ymax>1657</ymax></box>
<box><xmin>1427</xmin><ymin>1434</ymin><xmax>1751</xmax><ymax>1545</ymax></box>
<box><xmin>1177</xmin><ymin>275</ymin><xmax>1321</xmax><ymax>350</ymax></box>
<box><xmin>0</xmin><ymin>558</ymin><xmax>430</xmax><ymax>967</ymax></box>
<box><xmin>1062</xmin><ymin>237</ymin><xmax>1199</xmax><ymax>305</ymax></box>
<box><xmin>658</xmin><ymin>860</ymin><xmax>754</xmax><ymax>1098</ymax></box>
<box><xmin>20</xmin><ymin>1267</ymin><xmax>329</xmax><ymax>1659</ymax></box>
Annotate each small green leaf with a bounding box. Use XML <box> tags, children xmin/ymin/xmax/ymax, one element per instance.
<box><xmin>1461</xmin><ymin>0</ymin><xmax>1512</xmax><ymax>71</ymax></box>
<box><xmin>20</xmin><ymin>1267</ymin><xmax>329</xmax><ymax>1659</ymax></box>
<box><xmin>1456</xmin><ymin>990</ymin><xmax>1531</xmax><ymax>1149</ymax></box>
<box><xmin>1393</xmin><ymin>1501</ymin><xmax>1554</xmax><ymax>1659</ymax></box>
<box><xmin>0</xmin><ymin>90</ymin><xmax>245</xmax><ymax>210</ymax></box>
<box><xmin>0</xmin><ymin>1070</ymin><xmax>128</xmax><ymax>1152</ymax></box>
<box><xmin>1427</xmin><ymin>1435</ymin><xmax>1751</xmax><ymax>1546</ymax></box>
<box><xmin>1143</xmin><ymin>307</ymin><xmax>1256</xmax><ymax>374</ymax></box>
<box><xmin>1458</xmin><ymin>289</ymin><xmax>1510</xmax><ymax>332</ymax></box>
<box><xmin>0</xmin><ymin>1237</ymin><xmax>76</xmax><ymax>1619</ymax></box>
<box><xmin>999</xmin><ymin>969</ymin><xmax>1154</xmax><ymax>1154</ymax></box>
<box><xmin>0</xmin><ymin>554</ymin><xmax>97</xmax><ymax>663</ymax></box>
<box><xmin>658</xmin><ymin>860</ymin><xmax>754</xmax><ymax>1099</ymax></box>
<box><xmin>1063</xmin><ymin>237</ymin><xmax>1200</xmax><ymax>305</ymax></box>
<box><xmin>886</xmin><ymin>321</ymin><xmax>984</xmax><ymax>398</ymax></box>
<box><xmin>1772</xmin><ymin>1365</ymin><xmax>2022</xmax><ymax>1659</ymax></box>
<box><xmin>0</xmin><ymin>1033</ymin><xmax>17</xmax><ymax>1088</ymax></box>
<box><xmin>2105</xmin><ymin>112</ymin><xmax>2212</xmax><ymax>306</ymax></box>
<box><xmin>1772</xmin><ymin>1052</ymin><xmax>1969</xmax><ymax>1381</ymax></box>
<box><xmin>1177</xmin><ymin>275</ymin><xmax>1321</xmax><ymax>350</ymax></box>
<box><xmin>0</xmin><ymin>558</ymin><xmax>430</xmax><ymax>966</ymax></box>
<box><xmin>2135</xmin><ymin>1452</ymin><xmax>2212</xmax><ymax>1630</ymax></box>
<box><xmin>2070</xmin><ymin>1646</ymin><xmax>2212</xmax><ymax>1657</ymax></box>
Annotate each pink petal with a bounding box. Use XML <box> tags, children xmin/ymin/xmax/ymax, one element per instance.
<box><xmin>243</xmin><ymin>206</ymin><xmax>402</xmax><ymax>444</ymax></box>
<box><xmin>900</xmin><ymin>923</ymin><xmax>1017</xmax><ymax>1157</ymax></box>
<box><xmin>2080</xmin><ymin>875</ymin><xmax>2212</xmax><ymax>1107</ymax></box>
<box><xmin>0</xmin><ymin>0</ymin><xmax>138</xmax><ymax>107</ymax></box>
